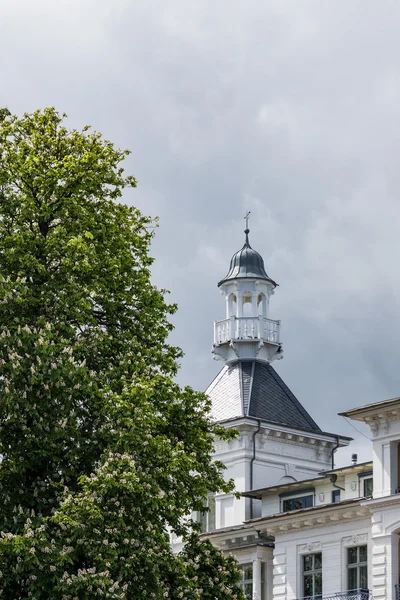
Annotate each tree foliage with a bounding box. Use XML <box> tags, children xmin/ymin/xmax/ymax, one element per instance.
<box><xmin>0</xmin><ymin>108</ymin><xmax>245</xmax><ymax>599</ymax></box>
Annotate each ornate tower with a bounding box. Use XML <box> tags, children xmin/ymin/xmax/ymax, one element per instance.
<box><xmin>212</xmin><ymin>221</ymin><xmax>282</xmax><ymax>364</ymax></box>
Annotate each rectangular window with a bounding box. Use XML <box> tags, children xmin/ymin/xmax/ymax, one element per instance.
<box><xmin>239</xmin><ymin>563</ymin><xmax>253</xmax><ymax>600</ymax></box>
<box><xmin>199</xmin><ymin>494</ymin><xmax>216</xmax><ymax>532</ymax></box>
<box><xmin>347</xmin><ymin>545</ymin><xmax>368</xmax><ymax>592</ymax></box>
<box><xmin>303</xmin><ymin>553</ymin><xmax>322</xmax><ymax>599</ymax></box>
<box><xmin>358</xmin><ymin>471</ymin><xmax>373</xmax><ymax>498</ymax></box>
<box><xmin>332</xmin><ymin>489</ymin><xmax>340</xmax><ymax>503</ymax></box>
<box><xmin>282</xmin><ymin>494</ymin><xmax>313</xmax><ymax>512</ymax></box>
<box><xmin>363</xmin><ymin>478</ymin><xmax>373</xmax><ymax>498</ymax></box>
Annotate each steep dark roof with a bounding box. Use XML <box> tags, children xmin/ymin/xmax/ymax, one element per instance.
<box><xmin>207</xmin><ymin>360</ymin><xmax>321</xmax><ymax>433</ymax></box>
<box><xmin>218</xmin><ymin>231</ymin><xmax>277</xmax><ymax>287</ymax></box>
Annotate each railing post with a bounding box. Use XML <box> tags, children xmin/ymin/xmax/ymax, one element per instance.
<box><xmin>230</xmin><ymin>316</ymin><xmax>235</xmax><ymax>340</ymax></box>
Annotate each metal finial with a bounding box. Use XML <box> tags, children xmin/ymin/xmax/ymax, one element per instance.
<box><xmin>244</xmin><ymin>211</ymin><xmax>251</xmax><ymax>233</ymax></box>
<box><xmin>244</xmin><ymin>211</ymin><xmax>251</xmax><ymax>245</ymax></box>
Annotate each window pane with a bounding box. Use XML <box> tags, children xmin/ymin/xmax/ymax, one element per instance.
<box><xmin>304</xmin><ymin>495</ymin><xmax>314</xmax><ymax>508</ymax></box>
<box><xmin>360</xmin><ymin>565</ymin><xmax>368</xmax><ymax>590</ymax></box>
<box><xmin>314</xmin><ymin>553</ymin><xmax>322</xmax><ymax>570</ymax></box>
<box><xmin>303</xmin><ymin>555</ymin><xmax>313</xmax><ymax>572</ymax></box>
<box><xmin>243</xmin><ymin>564</ymin><xmax>253</xmax><ymax>580</ymax></box>
<box><xmin>332</xmin><ymin>489</ymin><xmax>340</xmax><ymax>503</ymax></box>
<box><xmin>283</xmin><ymin>499</ymin><xmax>291</xmax><ymax>512</ymax></box>
<box><xmin>364</xmin><ymin>478</ymin><xmax>373</xmax><ymax>497</ymax></box>
<box><xmin>359</xmin><ymin>545</ymin><xmax>367</xmax><ymax>563</ymax></box>
<box><xmin>304</xmin><ymin>574</ymin><xmax>313</xmax><ymax>597</ymax></box>
<box><xmin>314</xmin><ymin>572</ymin><xmax>322</xmax><ymax>594</ymax></box>
<box><xmin>348</xmin><ymin>547</ymin><xmax>358</xmax><ymax>564</ymax></box>
<box><xmin>348</xmin><ymin>567</ymin><xmax>357</xmax><ymax>590</ymax></box>
<box><xmin>243</xmin><ymin>583</ymin><xmax>252</xmax><ymax>599</ymax></box>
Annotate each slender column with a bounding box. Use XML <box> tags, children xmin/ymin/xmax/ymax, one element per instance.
<box><xmin>251</xmin><ymin>292</ymin><xmax>257</xmax><ymax>317</ymax></box>
<box><xmin>252</xmin><ymin>558</ymin><xmax>262</xmax><ymax>600</ymax></box>
<box><xmin>225</xmin><ymin>293</ymin><xmax>230</xmax><ymax>319</ymax></box>
<box><xmin>237</xmin><ymin>291</ymin><xmax>243</xmax><ymax>317</ymax></box>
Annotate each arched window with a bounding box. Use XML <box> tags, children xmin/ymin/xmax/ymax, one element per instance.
<box><xmin>242</xmin><ymin>292</ymin><xmax>253</xmax><ymax>317</ymax></box>
<box><xmin>228</xmin><ymin>293</ymin><xmax>237</xmax><ymax>317</ymax></box>
<box><xmin>257</xmin><ymin>293</ymin><xmax>267</xmax><ymax>317</ymax></box>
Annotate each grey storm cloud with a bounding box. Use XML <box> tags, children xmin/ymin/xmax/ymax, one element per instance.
<box><xmin>2</xmin><ymin>0</ymin><xmax>400</xmax><ymax>462</ymax></box>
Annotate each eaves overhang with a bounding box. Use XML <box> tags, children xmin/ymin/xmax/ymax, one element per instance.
<box><xmin>244</xmin><ymin>498</ymin><xmax>370</xmax><ymax>535</ymax></box>
<box><xmin>242</xmin><ymin>476</ymin><xmax>331</xmax><ymax>499</ymax></box>
<box><xmin>216</xmin><ymin>415</ymin><xmax>352</xmax><ymax>445</ymax></box>
<box><xmin>320</xmin><ymin>461</ymin><xmax>373</xmax><ymax>477</ymax></box>
<box><xmin>339</xmin><ymin>396</ymin><xmax>400</xmax><ymax>422</ymax></box>
<box><xmin>200</xmin><ymin>523</ymin><xmax>274</xmax><ymax>550</ymax></box>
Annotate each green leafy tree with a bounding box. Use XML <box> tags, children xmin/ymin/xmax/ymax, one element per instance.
<box><xmin>0</xmin><ymin>108</ymin><xmax>245</xmax><ymax>600</ymax></box>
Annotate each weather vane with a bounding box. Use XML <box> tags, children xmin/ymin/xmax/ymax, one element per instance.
<box><xmin>244</xmin><ymin>211</ymin><xmax>251</xmax><ymax>231</ymax></box>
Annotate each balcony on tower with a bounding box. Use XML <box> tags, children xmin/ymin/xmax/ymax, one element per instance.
<box><xmin>214</xmin><ymin>315</ymin><xmax>281</xmax><ymax>346</ymax></box>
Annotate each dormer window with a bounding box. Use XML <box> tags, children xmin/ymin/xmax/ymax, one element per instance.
<box><xmin>280</xmin><ymin>489</ymin><xmax>314</xmax><ymax>512</ymax></box>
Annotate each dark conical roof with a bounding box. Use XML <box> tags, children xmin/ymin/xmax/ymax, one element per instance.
<box><xmin>207</xmin><ymin>360</ymin><xmax>321</xmax><ymax>434</ymax></box>
<box><xmin>218</xmin><ymin>229</ymin><xmax>277</xmax><ymax>287</ymax></box>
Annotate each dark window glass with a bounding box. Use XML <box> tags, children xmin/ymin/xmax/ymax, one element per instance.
<box><xmin>360</xmin><ymin>565</ymin><xmax>368</xmax><ymax>590</ymax></box>
<box><xmin>303</xmin><ymin>553</ymin><xmax>322</xmax><ymax>599</ymax></box>
<box><xmin>348</xmin><ymin>547</ymin><xmax>358</xmax><ymax>564</ymax></box>
<box><xmin>243</xmin><ymin>564</ymin><xmax>252</xmax><ymax>580</ymax></box>
<box><xmin>332</xmin><ymin>489</ymin><xmax>340</xmax><ymax>503</ymax></box>
<box><xmin>348</xmin><ymin>566</ymin><xmax>358</xmax><ymax>590</ymax></box>
<box><xmin>359</xmin><ymin>546</ymin><xmax>367</xmax><ymax>562</ymax></box>
<box><xmin>363</xmin><ymin>478</ymin><xmax>373</xmax><ymax>497</ymax></box>
<box><xmin>303</xmin><ymin>555</ymin><xmax>313</xmax><ymax>571</ymax></box>
<box><xmin>282</xmin><ymin>494</ymin><xmax>314</xmax><ymax>512</ymax></box>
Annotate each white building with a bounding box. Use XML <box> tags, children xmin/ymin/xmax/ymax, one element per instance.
<box><xmin>200</xmin><ymin>225</ymin><xmax>400</xmax><ymax>600</ymax></box>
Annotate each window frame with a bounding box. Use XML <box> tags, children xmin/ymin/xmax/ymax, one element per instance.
<box><xmin>332</xmin><ymin>489</ymin><xmax>341</xmax><ymax>503</ymax></box>
<box><xmin>347</xmin><ymin>545</ymin><xmax>368</xmax><ymax>592</ymax></box>
<box><xmin>362</xmin><ymin>477</ymin><xmax>373</xmax><ymax>498</ymax></box>
<box><xmin>358</xmin><ymin>471</ymin><xmax>373</xmax><ymax>498</ymax></box>
<box><xmin>302</xmin><ymin>552</ymin><xmax>322</xmax><ymax>599</ymax></box>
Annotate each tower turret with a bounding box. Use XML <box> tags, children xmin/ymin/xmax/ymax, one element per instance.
<box><xmin>212</xmin><ymin>217</ymin><xmax>282</xmax><ymax>363</ymax></box>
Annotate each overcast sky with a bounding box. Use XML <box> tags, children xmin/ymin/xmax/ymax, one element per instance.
<box><xmin>3</xmin><ymin>0</ymin><xmax>400</xmax><ymax>463</ymax></box>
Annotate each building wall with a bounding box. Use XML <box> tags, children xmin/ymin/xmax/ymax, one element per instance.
<box><xmin>272</xmin><ymin>518</ymin><xmax>371</xmax><ymax>600</ymax></box>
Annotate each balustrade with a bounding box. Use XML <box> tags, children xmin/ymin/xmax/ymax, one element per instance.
<box><xmin>214</xmin><ymin>316</ymin><xmax>280</xmax><ymax>346</ymax></box>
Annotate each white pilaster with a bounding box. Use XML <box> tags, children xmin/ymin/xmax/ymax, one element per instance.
<box><xmin>252</xmin><ymin>557</ymin><xmax>262</xmax><ymax>600</ymax></box>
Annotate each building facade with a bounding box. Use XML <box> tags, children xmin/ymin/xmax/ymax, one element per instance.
<box><xmin>201</xmin><ymin>226</ymin><xmax>400</xmax><ymax>600</ymax></box>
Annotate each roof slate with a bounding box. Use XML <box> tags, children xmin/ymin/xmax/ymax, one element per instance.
<box><xmin>207</xmin><ymin>360</ymin><xmax>321</xmax><ymax>433</ymax></box>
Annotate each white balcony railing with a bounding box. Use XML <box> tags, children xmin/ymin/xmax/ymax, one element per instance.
<box><xmin>214</xmin><ymin>316</ymin><xmax>281</xmax><ymax>346</ymax></box>
<box><xmin>296</xmin><ymin>592</ymin><xmax>372</xmax><ymax>600</ymax></box>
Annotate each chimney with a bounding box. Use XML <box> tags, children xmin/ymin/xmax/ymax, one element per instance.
<box><xmin>351</xmin><ymin>453</ymin><xmax>358</xmax><ymax>466</ymax></box>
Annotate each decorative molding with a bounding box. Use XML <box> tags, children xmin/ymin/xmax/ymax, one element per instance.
<box><xmin>368</xmin><ymin>419</ymin><xmax>380</xmax><ymax>437</ymax></box>
<box><xmin>298</xmin><ymin>541</ymin><xmax>321</xmax><ymax>554</ymax></box>
<box><xmin>342</xmin><ymin>533</ymin><xmax>368</xmax><ymax>547</ymax></box>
